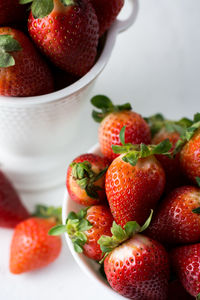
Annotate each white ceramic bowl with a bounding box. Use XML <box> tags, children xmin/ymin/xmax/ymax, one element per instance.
<box><xmin>0</xmin><ymin>0</ymin><xmax>138</xmax><ymax>192</ymax></box>
<box><xmin>62</xmin><ymin>144</ymin><xmax>124</xmax><ymax>299</ymax></box>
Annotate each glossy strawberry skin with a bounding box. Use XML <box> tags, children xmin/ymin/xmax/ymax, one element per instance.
<box><xmin>67</xmin><ymin>153</ymin><xmax>109</xmax><ymax>206</ymax></box>
<box><xmin>152</xmin><ymin>129</ymin><xmax>186</xmax><ymax>192</ymax></box>
<box><xmin>0</xmin><ymin>27</ymin><xmax>54</xmax><ymax>97</ymax></box>
<box><xmin>90</xmin><ymin>0</ymin><xmax>124</xmax><ymax>36</ymax></box>
<box><xmin>28</xmin><ymin>0</ymin><xmax>99</xmax><ymax>77</ymax></box>
<box><xmin>105</xmin><ymin>155</ymin><xmax>165</xmax><ymax>227</ymax></box>
<box><xmin>0</xmin><ymin>171</ymin><xmax>29</xmax><ymax>228</ymax></box>
<box><xmin>146</xmin><ymin>186</ymin><xmax>200</xmax><ymax>245</ymax></box>
<box><xmin>180</xmin><ymin>128</ymin><xmax>200</xmax><ymax>184</ymax></box>
<box><xmin>0</xmin><ymin>0</ymin><xmax>27</xmax><ymax>26</ymax></box>
<box><xmin>99</xmin><ymin>111</ymin><xmax>151</xmax><ymax>161</ymax></box>
<box><xmin>83</xmin><ymin>205</ymin><xmax>113</xmax><ymax>260</ymax></box>
<box><xmin>10</xmin><ymin>217</ymin><xmax>62</xmax><ymax>274</ymax></box>
<box><xmin>171</xmin><ymin>244</ymin><xmax>200</xmax><ymax>297</ymax></box>
<box><xmin>104</xmin><ymin>234</ymin><xmax>169</xmax><ymax>300</ymax></box>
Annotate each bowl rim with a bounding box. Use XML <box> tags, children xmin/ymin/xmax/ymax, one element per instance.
<box><xmin>62</xmin><ymin>143</ymin><xmax>124</xmax><ymax>299</ymax></box>
<box><xmin>0</xmin><ymin>0</ymin><xmax>138</xmax><ymax>107</ymax></box>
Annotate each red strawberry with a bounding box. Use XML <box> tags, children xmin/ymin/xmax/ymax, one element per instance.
<box><xmin>180</xmin><ymin>128</ymin><xmax>200</xmax><ymax>184</ymax></box>
<box><xmin>0</xmin><ymin>0</ymin><xmax>27</xmax><ymax>26</ymax></box>
<box><xmin>98</xmin><ymin>220</ymin><xmax>169</xmax><ymax>300</ymax></box>
<box><xmin>66</xmin><ymin>153</ymin><xmax>109</xmax><ymax>206</ymax></box>
<box><xmin>0</xmin><ymin>170</ymin><xmax>29</xmax><ymax>228</ymax></box>
<box><xmin>26</xmin><ymin>0</ymin><xmax>99</xmax><ymax>77</ymax></box>
<box><xmin>146</xmin><ymin>185</ymin><xmax>200</xmax><ymax>245</ymax></box>
<box><xmin>50</xmin><ymin>205</ymin><xmax>114</xmax><ymax>261</ymax></box>
<box><xmin>91</xmin><ymin>95</ymin><xmax>151</xmax><ymax>161</ymax></box>
<box><xmin>10</xmin><ymin>205</ymin><xmax>62</xmax><ymax>274</ymax></box>
<box><xmin>0</xmin><ymin>27</ymin><xmax>54</xmax><ymax>97</ymax></box>
<box><xmin>105</xmin><ymin>128</ymin><xmax>170</xmax><ymax>227</ymax></box>
<box><xmin>167</xmin><ymin>280</ymin><xmax>193</xmax><ymax>300</ymax></box>
<box><xmin>171</xmin><ymin>243</ymin><xmax>200</xmax><ymax>298</ymax></box>
<box><xmin>90</xmin><ymin>0</ymin><xmax>124</xmax><ymax>36</ymax></box>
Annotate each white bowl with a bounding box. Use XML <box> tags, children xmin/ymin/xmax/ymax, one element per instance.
<box><xmin>0</xmin><ymin>0</ymin><xmax>138</xmax><ymax>192</ymax></box>
<box><xmin>62</xmin><ymin>144</ymin><xmax>124</xmax><ymax>299</ymax></box>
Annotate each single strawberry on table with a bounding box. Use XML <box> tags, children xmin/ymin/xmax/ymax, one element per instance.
<box><xmin>105</xmin><ymin>127</ymin><xmax>171</xmax><ymax>227</ymax></box>
<box><xmin>91</xmin><ymin>95</ymin><xmax>151</xmax><ymax>161</ymax></box>
<box><xmin>66</xmin><ymin>153</ymin><xmax>109</xmax><ymax>206</ymax></box>
<box><xmin>22</xmin><ymin>0</ymin><xmax>99</xmax><ymax>77</ymax></box>
<box><xmin>90</xmin><ymin>0</ymin><xmax>124</xmax><ymax>36</ymax></box>
<box><xmin>10</xmin><ymin>205</ymin><xmax>62</xmax><ymax>274</ymax></box>
<box><xmin>171</xmin><ymin>243</ymin><xmax>200</xmax><ymax>299</ymax></box>
<box><xmin>98</xmin><ymin>214</ymin><xmax>170</xmax><ymax>300</ymax></box>
<box><xmin>0</xmin><ymin>27</ymin><xmax>54</xmax><ymax>97</ymax></box>
<box><xmin>49</xmin><ymin>205</ymin><xmax>114</xmax><ymax>261</ymax></box>
<box><xmin>0</xmin><ymin>170</ymin><xmax>29</xmax><ymax>228</ymax></box>
<box><xmin>146</xmin><ymin>182</ymin><xmax>200</xmax><ymax>245</ymax></box>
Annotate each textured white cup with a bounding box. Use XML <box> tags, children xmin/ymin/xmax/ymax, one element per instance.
<box><xmin>0</xmin><ymin>0</ymin><xmax>138</xmax><ymax>191</ymax></box>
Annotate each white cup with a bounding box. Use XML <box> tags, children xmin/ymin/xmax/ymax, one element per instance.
<box><xmin>0</xmin><ymin>0</ymin><xmax>138</xmax><ymax>191</ymax></box>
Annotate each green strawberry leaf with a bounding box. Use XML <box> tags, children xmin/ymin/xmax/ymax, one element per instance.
<box><xmin>78</xmin><ymin>219</ymin><xmax>92</xmax><ymax>232</ymax></box>
<box><xmin>124</xmin><ymin>221</ymin><xmax>140</xmax><ymax>236</ymax></box>
<box><xmin>19</xmin><ymin>0</ymin><xmax>33</xmax><ymax>4</ymax></box>
<box><xmin>194</xmin><ymin>113</ymin><xmax>200</xmax><ymax>123</ymax></box>
<box><xmin>77</xmin><ymin>207</ymin><xmax>89</xmax><ymax>219</ymax></box>
<box><xmin>48</xmin><ymin>224</ymin><xmax>66</xmax><ymax>236</ymax></box>
<box><xmin>111</xmin><ymin>222</ymin><xmax>126</xmax><ymax>240</ymax></box>
<box><xmin>60</xmin><ymin>0</ymin><xmax>75</xmax><ymax>6</ymax></box>
<box><xmin>119</xmin><ymin>126</ymin><xmax>126</xmax><ymax>145</ymax></box>
<box><xmin>197</xmin><ymin>293</ymin><xmax>200</xmax><ymax>300</ymax></box>
<box><xmin>91</xmin><ymin>95</ymin><xmax>132</xmax><ymax>123</ymax></box>
<box><xmin>0</xmin><ymin>35</ymin><xmax>22</xmax><ymax>68</ymax></box>
<box><xmin>192</xmin><ymin>207</ymin><xmax>200</xmax><ymax>214</ymax></box>
<box><xmin>31</xmin><ymin>0</ymin><xmax>54</xmax><ymax>19</ymax></box>
<box><xmin>74</xmin><ymin>243</ymin><xmax>83</xmax><ymax>253</ymax></box>
<box><xmin>33</xmin><ymin>205</ymin><xmax>62</xmax><ymax>224</ymax></box>
<box><xmin>140</xmin><ymin>209</ymin><xmax>153</xmax><ymax>232</ymax></box>
<box><xmin>196</xmin><ymin>177</ymin><xmax>200</xmax><ymax>188</ymax></box>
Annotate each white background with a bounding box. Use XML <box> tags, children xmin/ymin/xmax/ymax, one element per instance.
<box><xmin>1</xmin><ymin>0</ymin><xmax>200</xmax><ymax>299</ymax></box>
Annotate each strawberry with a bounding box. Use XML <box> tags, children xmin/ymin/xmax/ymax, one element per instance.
<box><xmin>173</xmin><ymin>113</ymin><xmax>200</xmax><ymax>184</ymax></box>
<box><xmin>0</xmin><ymin>0</ymin><xmax>27</xmax><ymax>26</ymax></box>
<box><xmin>146</xmin><ymin>114</ymin><xmax>192</xmax><ymax>192</ymax></box>
<box><xmin>10</xmin><ymin>205</ymin><xmax>62</xmax><ymax>274</ymax></box>
<box><xmin>91</xmin><ymin>95</ymin><xmax>151</xmax><ymax>161</ymax></box>
<box><xmin>105</xmin><ymin>127</ymin><xmax>170</xmax><ymax>227</ymax></box>
<box><xmin>90</xmin><ymin>0</ymin><xmax>124</xmax><ymax>36</ymax></box>
<box><xmin>171</xmin><ymin>243</ymin><xmax>200</xmax><ymax>298</ymax></box>
<box><xmin>66</xmin><ymin>153</ymin><xmax>109</xmax><ymax>206</ymax></box>
<box><xmin>0</xmin><ymin>170</ymin><xmax>29</xmax><ymax>228</ymax></box>
<box><xmin>25</xmin><ymin>0</ymin><xmax>99</xmax><ymax>77</ymax></box>
<box><xmin>0</xmin><ymin>27</ymin><xmax>54</xmax><ymax>96</ymax></box>
<box><xmin>50</xmin><ymin>205</ymin><xmax>114</xmax><ymax>261</ymax></box>
<box><xmin>98</xmin><ymin>218</ymin><xmax>170</xmax><ymax>300</ymax></box>
<box><xmin>146</xmin><ymin>185</ymin><xmax>200</xmax><ymax>245</ymax></box>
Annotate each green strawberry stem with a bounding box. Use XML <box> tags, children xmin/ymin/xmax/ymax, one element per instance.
<box><xmin>33</xmin><ymin>205</ymin><xmax>62</xmax><ymax>224</ymax></box>
<box><xmin>173</xmin><ymin>113</ymin><xmax>200</xmax><ymax>156</ymax></box>
<box><xmin>112</xmin><ymin>126</ymin><xmax>172</xmax><ymax>166</ymax></box>
<box><xmin>197</xmin><ymin>293</ymin><xmax>200</xmax><ymax>300</ymax></box>
<box><xmin>71</xmin><ymin>161</ymin><xmax>107</xmax><ymax>199</ymax></box>
<box><xmin>98</xmin><ymin>210</ymin><xmax>153</xmax><ymax>263</ymax></box>
<box><xmin>91</xmin><ymin>95</ymin><xmax>132</xmax><ymax>123</ymax></box>
<box><xmin>0</xmin><ymin>35</ymin><xmax>22</xmax><ymax>68</ymax></box>
<box><xmin>145</xmin><ymin>113</ymin><xmax>192</xmax><ymax>137</ymax></box>
<box><xmin>49</xmin><ymin>207</ymin><xmax>92</xmax><ymax>253</ymax></box>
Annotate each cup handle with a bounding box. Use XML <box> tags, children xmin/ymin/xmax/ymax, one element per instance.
<box><xmin>115</xmin><ymin>0</ymin><xmax>139</xmax><ymax>33</ymax></box>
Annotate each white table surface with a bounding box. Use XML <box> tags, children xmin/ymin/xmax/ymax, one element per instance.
<box><xmin>1</xmin><ymin>0</ymin><xmax>200</xmax><ymax>299</ymax></box>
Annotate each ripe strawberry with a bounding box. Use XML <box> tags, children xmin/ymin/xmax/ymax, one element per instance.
<box><xmin>0</xmin><ymin>170</ymin><xmax>29</xmax><ymax>228</ymax></box>
<box><xmin>50</xmin><ymin>205</ymin><xmax>114</xmax><ymax>261</ymax></box>
<box><xmin>90</xmin><ymin>0</ymin><xmax>124</xmax><ymax>36</ymax></box>
<box><xmin>105</xmin><ymin>127</ymin><xmax>170</xmax><ymax>227</ymax></box>
<box><xmin>26</xmin><ymin>0</ymin><xmax>99</xmax><ymax>77</ymax></box>
<box><xmin>10</xmin><ymin>205</ymin><xmax>62</xmax><ymax>274</ymax></box>
<box><xmin>171</xmin><ymin>243</ymin><xmax>200</xmax><ymax>298</ymax></box>
<box><xmin>0</xmin><ymin>0</ymin><xmax>27</xmax><ymax>26</ymax></box>
<box><xmin>98</xmin><ymin>219</ymin><xmax>169</xmax><ymax>300</ymax></box>
<box><xmin>91</xmin><ymin>95</ymin><xmax>151</xmax><ymax>161</ymax></box>
<box><xmin>146</xmin><ymin>185</ymin><xmax>200</xmax><ymax>245</ymax></box>
<box><xmin>0</xmin><ymin>27</ymin><xmax>54</xmax><ymax>97</ymax></box>
<box><xmin>66</xmin><ymin>153</ymin><xmax>109</xmax><ymax>206</ymax></box>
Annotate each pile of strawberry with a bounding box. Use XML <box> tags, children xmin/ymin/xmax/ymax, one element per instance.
<box><xmin>50</xmin><ymin>95</ymin><xmax>200</xmax><ymax>300</ymax></box>
<box><xmin>0</xmin><ymin>0</ymin><xmax>124</xmax><ymax>97</ymax></box>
